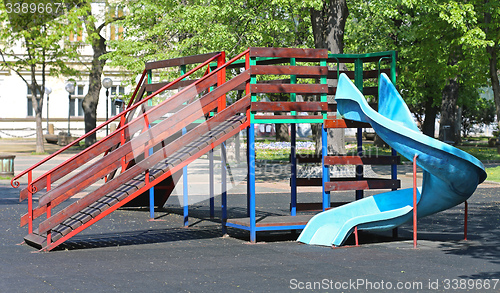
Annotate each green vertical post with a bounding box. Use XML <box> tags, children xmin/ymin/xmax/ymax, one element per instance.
<box><xmin>250</xmin><ymin>57</ymin><xmax>257</xmax><ymax>122</ymax></box>
<box><xmin>390</xmin><ymin>51</ymin><xmax>397</xmax><ymax>84</ymax></box>
<box><xmin>147</xmin><ymin>69</ymin><xmax>153</xmax><ymax>106</ymax></box>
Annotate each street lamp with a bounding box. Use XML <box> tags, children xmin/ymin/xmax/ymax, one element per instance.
<box><xmin>44</xmin><ymin>86</ymin><xmax>52</xmax><ymax>134</ymax></box>
<box><xmin>102</xmin><ymin>78</ymin><xmax>113</xmax><ymax>135</ymax></box>
<box><xmin>65</xmin><ymin>82</ymin><xmax>75</xmax><ymax>136</ymax></box>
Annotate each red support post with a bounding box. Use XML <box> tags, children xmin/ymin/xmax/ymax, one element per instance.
<box><xmin>354</xmin><ymin>226</ymin><xmax>359</xmax><ymax>246</ymax></box>
<box><xmin>46</xmin><ymin>174</ymin><xmax>52</xmax><ymax>245</ymax></box>
<box><xmin>464</xmin><ymin>200</ymin><xmax>468</xmax><ymax>241</ymax></box>
<box><xmin>217</xmin><ymin>51</ymin><xmax>226</xmax><ymax>112</ymax></box>
<box><xmin>413</xmin><ymin>154</ymin><xmax>418</xmax><ymax>249</ymax></box>
<box><xmin>27</xmin><ymin>170</ymin><xmax>33</xmax><ymax>234</ymax></box>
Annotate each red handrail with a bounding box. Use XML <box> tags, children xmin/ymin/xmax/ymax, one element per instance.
<box><xmin>23</xmin><ymin>49</ymin><xmax>250</xmax><ymax>195</ymax></box>
<box><xmin>12</xmin><ymin>52</ymin><xmax>223</xmax><ymax>190</ymax></box>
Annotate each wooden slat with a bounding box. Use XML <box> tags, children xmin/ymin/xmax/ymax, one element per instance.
<box><xmin>251</xmin><ymin>102</ymin><xmax>327</xmax><ymax>112</ymax></box>
<box><xmin>145</xmin><ymin>79</ymin><xmax>209</xmax><ymax>92</ymax></box>
<box><xmin>295</xmin><ymin>177</ymin><xmax>400</xmax><ymax>189</ymax></box>
<box><xmin>324</xmin><ymin>118</ymin><xmax>371</xmax><ymax>128</ymax></box>
<box><xmin>363</xmin><ymin>87</ymin><xmax>378</xmax><ymax>96</ymax></box>
<box><xmin>249</xmin><ymin>47</ymin><xmax>328</xmax><ymax>59</ymax></box>
<box><xmin>253</xmin><ymin>115</ymin><xmax>323</xmax><ymax>120</ymax></box>
<box><xmin>251</xmin><ymin>83</ymin><xmax>327</xmax><ymax>94</ymax></box>
<box><xmin>145</xmin><ymin>52</ymin><xmax>221</xmax><ymax>70</ymax></box>
<box><xmin>250</xmin><ymin>65</ymin><xmax>327</xmax><ymax>76</ymax></box>
<box><xmin>324</xmin><ymin>179</ymin><xmax>400</xmax><ymax>191</ymax></box>
<box><xmin>324</xmin><ymin>155</ymin><xmax>400</xmax><ymax>165</ymax></box>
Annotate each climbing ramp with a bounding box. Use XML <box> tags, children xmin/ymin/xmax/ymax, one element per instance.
<box><xmin>13</xmin><ymin>51</ymin><xmax>252</xmax><ymax>251</ymax></box>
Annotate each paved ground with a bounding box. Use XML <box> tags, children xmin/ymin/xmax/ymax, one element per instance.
<box><xmin>1</xmin><ymin>139</ymin><xmax>500</xmax><ymax>292</ymax></box>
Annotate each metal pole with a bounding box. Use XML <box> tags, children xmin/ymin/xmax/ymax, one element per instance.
<box><xmin>46</xmin><ymin>94</ymin><xmax>49</xmax><ymax>134</ymax></box>
<box><xmin>464</xmin><ymin>200</ymin><xmax>468</xmax><ymax>241</ymax></box>
<box><xmin>67</xmin><ymin>93</ymin><xmax>71</xmax><ymax>136</ymax></box>
<box><xmin>106</xmin><ymin>89</ymin><xmax>109</xmax><ymax>136</ymax></box>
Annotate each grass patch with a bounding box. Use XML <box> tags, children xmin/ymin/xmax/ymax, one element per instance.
<box><xmin>0</xmin><ymin>176</ymin><xmax>13</xmax><ymax>180</ymax></box>
<box><xmin>456</xmin><ymin>146</ymin><xmax>500</xmax><ymax>162</ymax></box>
<box><xmin>31</xmin><ymin>152</ymin><xmax>49</xmax><ymax>155</ymax></box>
<box><xmin>485</xmin><ymin>166</ymin><xmax>500</xmax><ymax>182</ymax></box>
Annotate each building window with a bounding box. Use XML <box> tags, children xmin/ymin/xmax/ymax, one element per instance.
<box><xmin>27</xmin><ymin>97</ymin><xmax>33</xmax><ymax>117</ymax></box>
<box><xmin>69</xmin><ymin>23</ymin><xmax>84</xmax><ymax>42</ymax></box>
<box><xmin>108</xmin><ymin>6</ymin><xmax>125</xmax><ymax>40</ymax></box>
<box><xmin>26</xmin><ymin>85</ymin><xmax>41</xmax><ymax>117</ymax></box>
<box><xmin>110</xmin><ymin>85</ymin><xmax>125</xmax><ymax>116</ymax></box>
<box><xmin>71</xmin><ymin>84</ymin><xmax>86</xmax><ymax>117</ymax></box>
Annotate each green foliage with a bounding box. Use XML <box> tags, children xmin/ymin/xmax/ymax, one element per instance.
<box><xmin>105</xmin><ymin>0</ymin><xmax>315</xmax><ymax>84</ymax></box>
<box><xmin>345</xmin><ymin>0</ymin><xmax>490</xmax><ymax>121</ymax></box>
<box><xmin>461</xmin><ymin>95</ymin><xmax>496</xmax><ymax>137</ymax></box>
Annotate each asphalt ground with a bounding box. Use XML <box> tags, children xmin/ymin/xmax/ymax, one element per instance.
<box><xmin>1</xmin><ymin>139</ymin><xmax>499</xmax><ymax>292</ymax></box>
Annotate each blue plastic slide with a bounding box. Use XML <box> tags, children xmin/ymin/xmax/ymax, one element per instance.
<box><xmin>297</xmin><ymin>73</ymin><xmax>487</xmax><ymax>247</ymax></box>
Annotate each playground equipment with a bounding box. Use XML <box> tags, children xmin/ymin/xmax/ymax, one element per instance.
<box><xmin>297</xmin><ymin>73</ymin><xmax>487</xmax><ymax>246</ymax></box>
<box><xmin>12</xmin><ymin>47</ymin><xmax>477</xmax><ymax>251</ymax></box>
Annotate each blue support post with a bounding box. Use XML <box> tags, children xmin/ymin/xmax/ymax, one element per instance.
<box><xmin>356</xmin><ymin>128</ymin><xmax>364</xmax><ymax>200</ymax></box>
<box><xmin>147</xmin><ymin>69</ymin><xmax>155</xmax><ymax>219</ymax></box>
<box><xmin>248</xmin><ymin>124</ymin><xmax>256</xmax><ymax>242</ymax></box>
<box><xmin>209</xmin><ymin>148</ymin><xmax>215</xmax><ymax>218</ymax></box>
<box><xmin>290</xmin><ymin>124</ymin><xmax>297</xmax><ymax>216</ymax></box>
<box><xmin>182</xmin><ymin>127</ymin><xmax>188</xmax><ymax>227</ymax></box>
<box><xmin>322</xmin><ymin>125</ymin><xmax>329</xmax><ymax>211</ymax></box>
<box><xmin>148</xmin><ymin>146</ymin><xmax>154</xmax><ymax>219</ymax></box>
<box><xmin>246</xmin><ymin>127</ymin><xmax>250</xmax><ymax>217</ymax></box>
<box><xmin>221</xmin><ymin>143</ymin><xmax>228</xmax><ymax>235</ymax></box>
<box><xmin>290</xmin><ymin>57</ymin><xmax>297</xmax><ymax>216</ymax></box>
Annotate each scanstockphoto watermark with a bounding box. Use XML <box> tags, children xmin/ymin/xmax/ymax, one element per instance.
<box><xmin>289</xmin><ymin>278</ymin><xmax>499</xmax><ymax>291</ymax></box>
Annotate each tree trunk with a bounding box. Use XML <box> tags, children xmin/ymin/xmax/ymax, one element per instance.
<box><xmin>82</xmin><ymin>13</ymin><xmax>107</xmax><ymax>147</ymax></box>
<box><xmin>310</xmin><ymin>0</ymin><xmax>348</xmax><ymax>155</ymax></box>
<box><xmin>30</xmin><ymin>70</ymin><xmax>45</xmax><ymax>154</ymax></box>
<box><xmin>422</xmin><ymin>97</ymin><xmax>439</xmax><ymax>138</ymax></box>
<box><xmin>439</xmin><ymin>77</ymin><xmax>461</xmax><ymax>144</ymax></box>
<box><xmin>487</xmin><ymin>45</ymin><xmax>500</xmax><ymax>139</ymax></box>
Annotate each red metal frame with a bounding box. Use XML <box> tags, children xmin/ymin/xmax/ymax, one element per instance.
<box><xmin>18</xmin><ymin>49</ymin><xmax>254</xmax><ymax>250</ymax></box>
<box><xmin>15</xmin><ymin>53</ymin><xmax>224</xmax><ymax>234</ymax></box>
<box><xmin>42</xmin><ymin>97</ymin><xmax>250</xmax><ymax>251</ymax></box>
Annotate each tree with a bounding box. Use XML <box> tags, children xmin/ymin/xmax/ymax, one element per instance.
<box><xmin>308</xmin><ymin>0</ymin><xmax>348</xmax><ymax>154</ymax></box>
<box><xmin>0</xmin><ymin>3</ymin><xmax>82</xmax><ymax>153</ymax></box>
<box><xmin>69</xmin><ymin>2</ymin><xmax>125</xmax><ymax>147</ymax></box>
<box><xmin>345</xmin><ymin>0</ymin><xmax>490</xmax><ymax>142</ymax></box>
<box><xmin>106</xmin><ymin>0</ymin><xmax>317</xmax><ymax>143</ymax></box>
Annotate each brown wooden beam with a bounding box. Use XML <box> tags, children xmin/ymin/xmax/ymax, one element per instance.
<box><xmin>145</xmin><ymin>52</ymin><xmax>221</xmax><ymax>70</ymax></box>
<box><xmin>251</xmin><ymin>102</ymin><xmax>327</xmax><ymax>112</ymax></box>
<box><xmin>250</xmin><ymin>65</ymin><xmax>327</xmax><ymax>76</ymax></box>
<box><xmin>249</xmin><ymin>47</ymin><xmax>328</xmax><ymax>59</ymax></box>
<box><xmin>250</xmin><ymin>83</ymin><xmax>328</xmax><ymax>94</ymax></box>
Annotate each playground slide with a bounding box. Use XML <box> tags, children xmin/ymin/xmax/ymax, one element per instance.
<box><xmin>297</xmin><ymin>73</ymin><xmax>487</xmax><ymax>246</ymax></box>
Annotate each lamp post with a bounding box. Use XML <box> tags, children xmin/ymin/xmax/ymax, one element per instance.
<box><xmin>65</xmin><ymin>82</ymin><xmax>75</xmax><ymax>136</ymax></box>
<box><xmin>44</xmin><ymin>86</ymin><xmax>52</xmax><ymax>134</ymax></box>
<box><xmin>102</xmin><ymin>78</ymin><xmax>113</xmax><ymax>135</ymax></box>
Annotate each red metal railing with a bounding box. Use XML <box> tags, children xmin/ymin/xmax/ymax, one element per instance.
<box><xmin>18</xmin><ymin>49</ymin><xmax>252</xmax><ymax>236</ymax></box>
<box><xmin>12</xmin><ymin>53</ymin><xmax>223</xmax><ymax>192</ymax></box>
